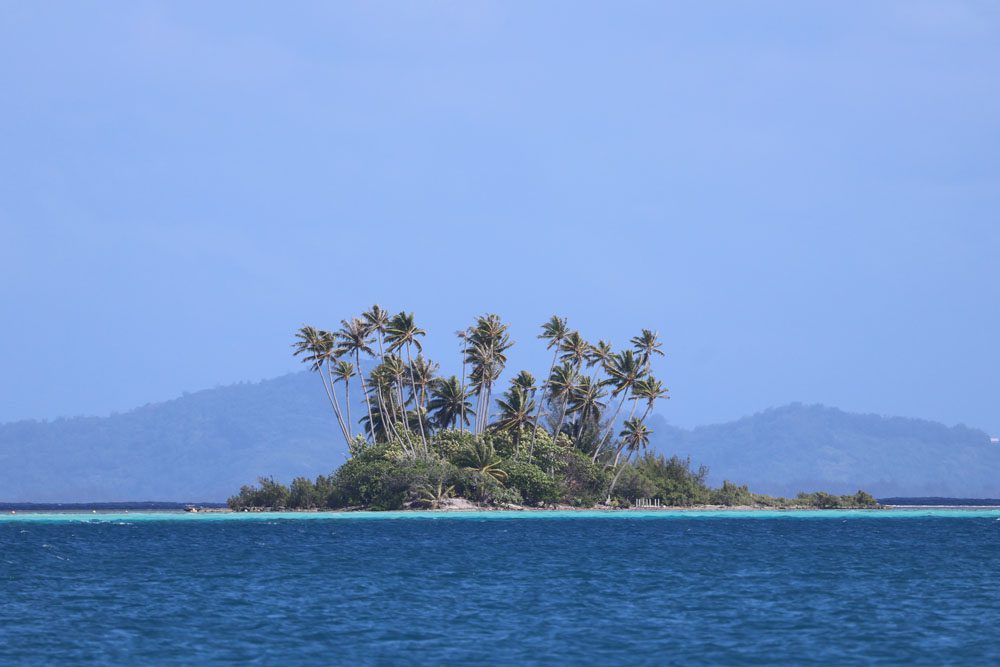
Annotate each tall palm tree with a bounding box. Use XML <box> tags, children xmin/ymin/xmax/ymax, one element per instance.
<box><xmin>379</xmin><ymin>353</ymin><xmax>415</xmax><ymax>450</ymax></box>
<box><xmin>511</xmin><ymin>370</ymin><xmax>537</xmax><ymax>394</ymax></box>
<box><xmin>631</xmin><ymin>329</ymin><xmax>664</xmax><ymax>372</ymax></box>
<box><xmin>428</xmin><ymin>375</ymin><xmax>471</xmax><ymax>430</ymax></box>
<box><xmin>336</xmin><ymin>317</ymin><xmax>377</xmax><ymax>443</ymax></box>
<box><xmin>494</xmin><ymin>385</ymin><xmax>537</xmax><ymax>453</ymax></box>
<box><xmin>465</xmin><ymin>314</ymin><xmax>513</xmax><ymax>435</ymax></box>
<box><xmin>410</xmin><ymin>354</ymin><xmax>439</xmax><ymax>418</ymax></box>
<box><xmin>385</xmin><ymin>312</ymin><xmax>428</xmax><ymax>452</ymax></box>
<box><xmin>363</xmin><ymin>304</ymin><xmax>390</xmax><ymax>360</ymax></box>
<box><xmin>546</xmin><ymin>363</ymin><xmax>579</xmax><ymax>443</ymax></box>
<box><xmin>292</xmin><ymin>326</ymin><xmax>350</xmax><ymax>445</ymax></box>
<box><xmin>331</xmin><ymin>360</ymin><xmax>356</xmax><ymax>438</ymax></box>
<box><xmin>607</xmin><ymin>418</ymin><xmax>652</xmax><ymax>502</ymax></box>
<box><xmin>631</xmin><ymin>375</ymin><xmax>669</xmax><ymax>423</ymax></box>
<box><xmin>456</xmin><ymin>329</ymin><xmax>470</xmax><ymax>433</ymax></box>
<box><xmin>528</xmin><ymin>315</ymin><xmax>569</xmax><ymax>459</ymax></box>
<box><xmin>592</xmin><ymin>349</ymin><xmax>642</xmax><ymax>462</ymax></box>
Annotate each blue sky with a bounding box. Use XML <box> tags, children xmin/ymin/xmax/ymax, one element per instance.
<box><xmin>2</xmin><ymin>2</ymin><xmax>998</xmax><ymax>433</ymax></box>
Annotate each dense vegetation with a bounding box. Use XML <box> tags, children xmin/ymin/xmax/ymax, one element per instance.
<box><xmin>229</xmin><ymin>307</ymin><xmax>879</xmax><ymax>511</ymax></box>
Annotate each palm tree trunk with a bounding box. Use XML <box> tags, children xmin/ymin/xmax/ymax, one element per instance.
<box><xmin>593</xmin><ymin>390</ymin><xmax>629</xmax><ymax>462</ymax></box>
<box><xmin>319</xmin><ymin>364</ymin><xmax>351</xmax><ymax>446</ymax></box>
<box><xmin>354</xmin><ymin>351</ymin><xmax>376</xmax><ymax>443</ymax></box>
<box><xmin>343</xmin><ymin>377</ymin><xmax>352</xmax><ymax>438</ymax></box>
<box><xmin>405</xmin><ymin>344</ymin><xmax>428</xmax><ymax>453</ymax></box>
<box><xmin>459</xmin><ymin>338</ymin><xmax>468</xmax><ymax>433</ymax></box>
<box><xmin>606</xmin><ymin>451</ymin><xmax>632</xmax><ymax>503</ymax></box>
<box><xmin>528</xmin><ymin>347</ymin><xmax>559</xmax><ymax>462</ymax></box>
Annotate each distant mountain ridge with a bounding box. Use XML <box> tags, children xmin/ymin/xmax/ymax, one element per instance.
<box><xmin>1</xmin><ymin>373</ymin><xmax>997</xmax><ymax>502</ymax></box>
<box><xmin>647</xmin><ymin>404</ymin><xmax>998</xmax><ymax>497</ymax></box>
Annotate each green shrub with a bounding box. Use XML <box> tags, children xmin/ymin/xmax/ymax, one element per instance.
<box><xmin>227</xmin><ymin>476</ymin><xmax>290</xmax><ymax>510</ymax></box>
<box><xmin>710</xmin><ymin>480</ymin><xmax>755</xmax><ymax>506</ymax></box>
<box><xmin>505</xmin><ymin>461</ymin><xmax>559</xmax><ymax>505</ymax></box>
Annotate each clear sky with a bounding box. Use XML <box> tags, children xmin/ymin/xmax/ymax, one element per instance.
<box><xmin>2</xmin><ymin>2</ymin><xmax>998</xmax><ymax>434</ymax></box>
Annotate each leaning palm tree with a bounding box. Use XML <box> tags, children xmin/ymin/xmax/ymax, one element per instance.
<box><xmin>292</xmin><ymin>326</ymin><xmax>350</xmax><ymax>445</ymax></box>
<box><xmin>631</xmin><ymin>329</ymin><xmax>664</xmax><ymax>372</ymax></box>
<box><xmin>592</xmin><ymin>349</ymin><xmax>643</xmax><ymax>462</ymax></box>
<box><xmin>607</xmin><ymin>418</ymin><xmax>652</xmax><ymax>502</ymax></box>
<box><xmin>385</xmin><ymin>312</ymin><xmax>429</xmax><ymax>452</ymax></box>
<box><xmin>494</xmin><ymin>385</ymin><xmax>537</xmax><ymax>454</ymax></box>
<box><xmin>428</xmin><ymin>375</ymin><xmax>471</xmax><ymax>430</ymax></box>
<box><xmin>528</xmin><ymin>315</ymin><xmax>569</xmax><ymax>459</ymax></box>
<box><xmin>336</xmin><ymin>317</ymin><xmax>377</xmax><ymax>443</ymax></box>
<box><xmin>331</xmin><ymin>360</ymin><xmax>356</xmax><ymax>438</ymax></box>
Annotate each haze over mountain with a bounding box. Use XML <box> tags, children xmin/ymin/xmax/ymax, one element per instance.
<box><xmin>1</xmin><ymin>372</ymin><xmax>997</xmax><ymax>503</ymax></box>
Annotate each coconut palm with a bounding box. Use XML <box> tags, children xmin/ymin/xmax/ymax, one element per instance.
<box><xmin>363</xmin><ymin>304</ymin><xmax>391</xmax><ymax>360</ymax></box>
<box><xmin>631</xmin><ymin>329</ymin><xmax>664</xmax><ymax>372</ymax></box>
<box><xmin>607</xmin><ymin>418</ymin><xmax>652</xmax><ymax>501</ymax></box>
<box><xmin>511</xmin><ymin>370</ymin><xmax>537</xmax><ymax>394</ymax></box>
<box><xmin>528</xmin><ymin>315</ymin><xmax>570</xmax><ymax>459</ymax></box>
<box><xmin>456</xmin><ymin>329</ymin><xmax>471</xmax><ymax>432</ymax></box>
<box><xmin>460</xmin><ymin>440</ymin><xmax>508</xmax><ymax>483</ymax></box>
<box><xmin>292</xmin><ymin>326</ymin><xmax>350</xmax><ymax>444</ymax></box>
<box><xmin>331</xmin><ymin>360</ymin><xmax>356</xmax><ymax>438</ymax></box>
<box><xmin>385</xmin><ymin>312</ymin><xmax>429</xmax><ymax>451</ymax></box>
<box><xmin>411</xmin><ymin>354</ymin><xmax>439</xmax><ymax>411</ymax></box>
<box><xmin>465</xmin><ymin>314</ymin><xmax>513</xmax><ymax>435</ymax></box>
<box><xmin>428</xmin><ymin>375</ymin><xmax>471</xmax><ymax>430</ymax></box>
<box><xmin>592</xmin><ymin>349</ymin><xmax>643</xmax><ymax>462</ymax></box>
<box><xmin>415</xmin><ymin>481</ymin><xmax>455</xmax><ymax>509</ymax></box>
<box><xmin>631</xmin><ymin>375</ymin><xmax>669</xmax><ymax>422</ymax></box>
<box><xmin>336</xmin><ymin>317</ymin><xmax>377</xmax><ymax>442</ymax></box>
<box><xmin>546</xmin><ymin>363</ymin><xmax>579</xmax><ymax>443</ymax></box>
<box><xmin>494</xmin><ymin>386</ymin><xmax>537</xmax><ymax>453</ymax></box>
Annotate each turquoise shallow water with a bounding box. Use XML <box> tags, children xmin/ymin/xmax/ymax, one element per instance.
<box><xmin>3</xmin><ymin>510</ymin><xmax>999</xmax><ymax>664</ymax></box>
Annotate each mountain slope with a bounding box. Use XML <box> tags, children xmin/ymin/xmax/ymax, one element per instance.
<box><xmin>1</xmin><ymin>374</ymin><xmax>997</xmax><ymax>501</ymax></box>
<box><xmin>647</xmin><ymin>404</ymin><xmax>998</xmax><ymax>497</ymax></box>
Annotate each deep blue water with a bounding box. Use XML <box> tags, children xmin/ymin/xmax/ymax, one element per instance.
<box><xmin>2</xmin><ymin>511</ymin><xmax>999</xmax><ymax>665</ymax></box>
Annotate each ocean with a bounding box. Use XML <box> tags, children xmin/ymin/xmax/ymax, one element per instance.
<box><xmin>2</xmin><ymin>510</ymin><xmax>999</xmax><ymax>665</ymax></box>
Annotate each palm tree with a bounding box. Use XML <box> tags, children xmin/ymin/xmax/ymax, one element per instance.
<box><xmin>456</xmin><ymin>329</ymin><xmax>470</xmax><ymax>432</ymax></box>
<box><xmin>494</xmin><ymin>385</ymin><xmax>537</xmax><ymax>454</ymax></box>
<box><xmin>363</xmin><ymin>304</ymin><xmax>391</xmax><ymax>360</ymax></box>
<box><xmin>607</xmin><ymin>418</ymin><xmax>652</xmax><ymax>502</ymax></box>
<box><xmin>592</xmin><ymin>349</ymin><xmax>642</xmax><ymax>462</ymax></box>
<box><xmin>331</xmin><ymin>360</ymin><xmax>356</xmax><ymax>438</ymax></box>
<box><xmin>385</xmin><ymin>312</ymin><xmax>428</xmax><ymax>452</ymax></box>
<box><xmin>631</xmin><ymin>329</ymin><xmax>664</xmax><ymax>372</ymax></box>
<box><xmin>511</xmin><ymin>370</ymin><xmax>536</xmax><ymax>394</ymax></box>
<box><xmin>528</xmin><ymin>315</ymin><xmax>569</xmax><ymax>460</ymax></box>
<box><xmin>415</xmin><ymin>481</ymin><xmax>455</xmax><ymax>509</ymax></box>
<box><xmin>546</xmin><ymin>363</ymin><xmax>579</xmax><ymax>443</ymax></box>
<box><xmin>460</xmin><ymin>440</ymin><xmax>508</xmax><ymax>483</ymax></box>
<box><xmin>379</xmin><ymin>353</ymin><xmax>414</xmax><ymax>450</ymax></box>
<box><xmin>566</xmin><ymin>375</ymin><xmax>607</xmax><ymax>452</ymax></box>
<box><xmin>465</xmin><ymin>314</ymin><xmax>513</xmax><ymax>435</ymax></box>
<box><xmin>292</xmin><ymin>326</ymin><xmax>350</xmax><ymax>445</ymax></box>
<box><xmin>631</xmin><ymin>375</ymin><xmax>669</xmax><ymax>422</ymax></box>
<box><xmin>428</xmin><ymin>375</ymin><xmax>471</xmax><ymax>430</ymax></box>
<box><xmin>410</xmin><ymin>354</ymin><xmax>439</xmax><ymax>413</ymax></box>
<box><xmin>336</xmin><ymin>317</ymin><xmax>377</xmax><ymax>443</ymax></box>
